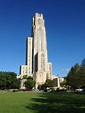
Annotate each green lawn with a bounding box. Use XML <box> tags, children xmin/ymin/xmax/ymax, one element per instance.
<box><xmin>0</xmin><ymin>91</ymin><xmax>85</xmax><ymax>113</ymax></box>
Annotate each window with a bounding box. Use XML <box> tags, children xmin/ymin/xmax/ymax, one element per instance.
<box><xmin>41</xmin><ymin>53</ymin><xmax>45</xmax><ymax>71</ymax></box>
<box><xmin>37</xmin><ymin>27</ymin><xmax>44</xmax><ymax>51</ymax></box>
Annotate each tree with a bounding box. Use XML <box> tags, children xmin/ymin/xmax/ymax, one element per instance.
<box><xmin>11</xmin><ymin>78</ymin><xmax>21</xmax><ymax>89</ymax></box>
<box><xmin>66</xmin><ymin>61</ymin><xmax>85</xmax><ymax>89</ymax></box>
<box><xmin>66</xmin><ymin>66</ymin><xmax>75</xmax><ymax>88</ymax></box>
<box><xmin>24</xmin><ymin>76</ymin><xmax>35</xmax><ymax>89</ymax></box>
<box><xmin>81</xmin><ymin>58</ymin><xmax>85</xmax><ymax>67</ymax></box>
<box><xmin>66</xmin><ymin>64</ymin><xmax>81</xmax><ymax>88</ymax></box>
<box><xmin>60</xmin><ymin>77</ymin><xmax>67</xmax><ymax>87</ymax></box>
<box><xmin>78</xmin><ymin>63</ymin><xmax>85</xmax><ymax>88</ymax></box>
<box><xmin>74</xmin><ymin>63</ymin><xmax>80</xmax><ymax>72</ymax></box>
<box><xmin>0</xmin><ymin>72</ymin><xmax>21</xmax><ymax>90</ymax></box>
<box><xmin>44</xmin><ymin>79</ymin><xmax>53</xmax><ymax>87</ymax></box>
<box><xmin>23</xmin><ymin>75</ymin><xmax>28</xmax><ymax>79</ymax></box>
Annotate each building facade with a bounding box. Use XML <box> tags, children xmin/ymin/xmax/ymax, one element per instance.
<box><xmin>19</xmin><ymin>13</ymin><xmax>59</xmax><ymax>89</ymax></box>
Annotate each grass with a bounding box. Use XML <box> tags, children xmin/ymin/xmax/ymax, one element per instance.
<box><xmin>0</xmin><ymin>91</ymin><xmax>85</xmax><ymax>113</ymax></box>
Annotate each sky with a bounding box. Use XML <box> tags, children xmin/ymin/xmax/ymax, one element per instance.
<box><xmin>0</xmin><ymin>0</ymin><xmax>85</xmax><ymax>77</ymax></box>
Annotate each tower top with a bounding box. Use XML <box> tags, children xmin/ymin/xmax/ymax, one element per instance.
<box><xmin>35</xmin><ymin>13</ymin><xmax>43</xmax><ymax>18</ymax></box>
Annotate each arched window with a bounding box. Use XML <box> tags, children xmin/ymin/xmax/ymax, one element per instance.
<box><xmin>41</xmin><ymin>53</ymin><xmax>45</xmax><ymax>71</ymax></box>
<box><xmin>37</xmin><ymin>27</ymin><xmax>44</xmax><ymax>51</ymax></box>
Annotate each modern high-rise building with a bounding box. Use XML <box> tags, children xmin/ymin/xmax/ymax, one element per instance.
<box><xmin>19</xmin><ymin>13</ymin><xmax>59</xmax><ymax>89</ymax></box>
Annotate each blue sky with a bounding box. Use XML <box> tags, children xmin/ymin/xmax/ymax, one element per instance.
<box><xmin>0</xmin><ymin>0</ymin><xmax>85</xmax><ymax>77</ymax></box>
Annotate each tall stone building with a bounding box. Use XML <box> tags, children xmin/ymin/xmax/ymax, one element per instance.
<box><xmin>19</xmin><ymin>13</ymin><xmax>55</xmax><ymax>89</ymax></box>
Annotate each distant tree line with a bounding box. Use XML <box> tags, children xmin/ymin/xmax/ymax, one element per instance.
<box><xmin>66</xmin><ymin>58</ymin><xmax>85</xmax><ymax>89</ymax></box>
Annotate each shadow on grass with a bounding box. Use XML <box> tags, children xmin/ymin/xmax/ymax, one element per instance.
<box><xmin>25</xmin><ymin>92</ymin><xmax>85</xmax><ymax>113</ymax></box>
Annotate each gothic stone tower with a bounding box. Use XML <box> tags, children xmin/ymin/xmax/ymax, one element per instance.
<box><xmin>20</xmin><ymin>13</ymin><xmax>52</xmax><ymax>89</ymax></box>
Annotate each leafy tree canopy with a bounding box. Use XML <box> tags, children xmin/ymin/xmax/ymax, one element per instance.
<box><xmin>66</xmin><ymin>59</ymin><xmax>85</xmax><ymax>88</ymax></box>
<box><xmin>0</xmin><ymin>71</ymin><xmax>20</xmax><ymax>90</ymax></box>
<box><xmin>24</xmin><ymin>76</ymin><xmax>35</xmax><ymax>89</ymax></box>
